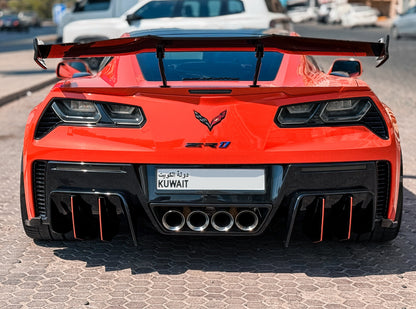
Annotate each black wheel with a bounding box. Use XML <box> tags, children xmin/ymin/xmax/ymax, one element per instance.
<box><xmin>20</xmin><ymin>166</ymin><xmax>72</xmax><ymax>240</ymax></box>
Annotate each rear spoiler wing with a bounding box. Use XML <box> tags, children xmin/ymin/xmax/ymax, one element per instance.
<box><xmin>34</xmin><ymin>34</ymin><xmax>389</xmax><ymax>67</ymax></box>
<box><xmin>34</xmin><ymin>34</ymin><xmax>389</xmax><ymax>87</ymax></box>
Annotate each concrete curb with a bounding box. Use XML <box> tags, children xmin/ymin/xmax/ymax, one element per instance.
<box><xmin>0</xmin><ymin>76</ymin><xmax>58</xmax><ymax>108</ymax></box>
<box><xmin>0</xmin><ymin>32</ymin><xmax>59</xmax><ymax>108</ymax></box>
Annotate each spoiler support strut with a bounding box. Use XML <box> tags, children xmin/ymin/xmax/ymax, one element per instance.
<box><xmin>251</xmin><ymin>43</ymin><xmax>264</xmax><ymax>88</ymax></box>
<box><xmin>156</xmin><ymin>44</ymin><xmax>169</xmax><ymax>88</ymax></box>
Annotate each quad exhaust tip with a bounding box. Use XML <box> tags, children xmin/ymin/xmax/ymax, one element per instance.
<box><xmin>211</xmin><ymin>211</ymin><xmax>234</xmax><ymax>232</ymax></box>
<box><xmin>161</xmin><ymin>208</ymin><xmax>260</xmax><ymax>233</ymax></box>
<box><xmin>235</xmin><ymin>210</ymin><xmax>259</xmax><ymax>232</ymax></box>
<box><xmin>186</xmin><ymin>211</ymin><xmax>210</xmax><ymax>232</ymax></box>
<box><xmin>162</xmin><ymin>210</ymin><xmax>185</xmax><ymax>231</ymax></box>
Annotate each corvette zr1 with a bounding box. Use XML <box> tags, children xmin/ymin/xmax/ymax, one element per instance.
<box><xmin>21</xmin><ymin>29</ymin><xmax>402</xmax><ymax>247</ymax></box>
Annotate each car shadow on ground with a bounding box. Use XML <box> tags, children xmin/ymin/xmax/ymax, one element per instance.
<box><xmin>35</xmin><ymin>187</ymin><xmax>416</xmax><ymax>278</ymax></box>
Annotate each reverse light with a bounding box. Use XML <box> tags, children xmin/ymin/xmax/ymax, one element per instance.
<box><xmin>105</xmin><ymin>104</ymin><xmax>144</xmax><ymax>126</ymax></box>
<box><xmin>277</xmin><ymin>103</ymin><xmax>317</xmax><ymax>125</ymax></box>
<box><xmin>320</xmin><ymin>99</ymin><xmax>371</xmax><ymax>123</ymax></box>
<box><xmin>66</xmin><ymin>100</ymin><xmax>97</xmax><ymax>112</ymax></box>
<box><xmin>52</xmin><ymin>100</ymin><xmax>101</xmax><ymax>124</ymax></box>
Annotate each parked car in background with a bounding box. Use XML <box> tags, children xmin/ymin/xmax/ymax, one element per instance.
<box><xmin>326</xmin><ymin>3</ymin><xmax>350</xmax><ymax>24</ymax></box>
<box><xmin>57</xmin><ymin>0</ymin><xmax>138</xmax><ymax>42</ymax></box>
<box><xmin>63</xmin><ymin>0</ymin><xmax>292</xmax><ymax>44</ymax></box>
<box><xmin>0</xmin><ymin>14</ymin><xmax>29</xmax><ymax>32</ymax></box>
<box><xmin>18</xmin><ymin>11</ymin><xmax>42</xmax><ymax>27</ymax></box>
<box><xmin>341</xmin><ymin>4</ymin><xmax>379</xmax><ymax>28</ymax></box>
<box><xmin>317</xmin><ymin>3</ymin><xmax>331</xmax><ymax>23</ymax></box>
<box><xmin>391</xmin><ymin>6</ymin><xmax>416</xmax><ymax>39</ymax></box>
<box><xmin>287</xmin><ymin>6</ymin><xmax>318</xmax><ymax>23</ymax></box>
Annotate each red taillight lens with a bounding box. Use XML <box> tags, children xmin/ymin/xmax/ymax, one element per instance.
<box><xmin>13</xmin><ymin>20</ymin><xmax>19</xmax><ymax>26</ymax></box>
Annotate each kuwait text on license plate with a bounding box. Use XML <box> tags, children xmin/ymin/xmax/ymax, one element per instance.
<box><xmin>156</xmin><ymin>168</ymin><xmax>265</xmax><ymax>191</ymax></box>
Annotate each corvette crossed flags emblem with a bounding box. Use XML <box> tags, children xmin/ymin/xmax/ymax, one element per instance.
<box><xmin>194</xmin><ymin>110</ymin><xmax>227</xmax><ymax>131</ymax></box>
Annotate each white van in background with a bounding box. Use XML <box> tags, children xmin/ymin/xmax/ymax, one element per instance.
<box><xmin>63</xmin><ymin>0</ymin><xmax>291</xmax><ymax>44</ymax></box>
<box><xmin>56</xmin><ymin>0</ymin><xmax>138</xmax><ymax>42</ymax></box>
<box><xmin>62</xmin><ymin>0</ymin><xmax>291</xmax><ymax>70</ymax></box>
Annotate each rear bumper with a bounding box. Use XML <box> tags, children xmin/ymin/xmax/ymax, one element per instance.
<box><xmin>24</xmin><ymin>160</ymin><xmax>392</xmax><ymax>245</ymax></box>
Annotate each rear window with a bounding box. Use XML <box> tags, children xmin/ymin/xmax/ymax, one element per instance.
<box><xmin>134</xmin><ymin>1</ymin><xmax>178</xmax><ymax>19</ymax></box>
<box><xmin>181</xmin><ymin>0</ymin><xmax>244</xmax><ymax>17</ymax></box>
<box><xmin>137</xmin><ymin>51</ymin><xmax>283</xmax><ymax>81</ymax></box>
<box><xmin>134</xmin><ymin>0</ymin><xmax>244</xmax><ymax>19</ymax></box>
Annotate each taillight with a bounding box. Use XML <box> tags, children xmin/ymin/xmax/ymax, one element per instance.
<box><xmin>275</xmin><ymin>97</ymin><xmax>388</xmax><ymax>139</ymax></box>
<box><xmin>35</xmin><ymin>99</ymin><xmax>147</xmax><ymax>139</ymax></box>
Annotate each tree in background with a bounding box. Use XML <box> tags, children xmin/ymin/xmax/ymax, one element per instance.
<box><xmin>0</xmin><ymin>0</ymin><xmax>8</xmax><ymax>9</ymax></box>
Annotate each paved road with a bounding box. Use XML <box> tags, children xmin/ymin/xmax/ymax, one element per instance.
<box><xmin>0</xmin><ymin>25</ymin><xmax>56</xmax><ymax>52</ymax></box>
<box><xmin>0</xmin><ymin>23</ymin><xmax>416</xmax><ymax>308</ymax></box>
<box><xmin>0</xmin><ymin>25</ymin><xmax>58</xmax><ymax>105</ymax></box>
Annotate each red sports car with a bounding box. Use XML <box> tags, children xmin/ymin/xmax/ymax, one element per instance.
<box><xmin>21</xmin><ymin>30</ymin><xmax>401</xmax><ymax>247</ymax></box>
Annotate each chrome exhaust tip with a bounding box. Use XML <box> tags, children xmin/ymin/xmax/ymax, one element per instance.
<box><xmin>186</xmin><ymin>211</ymin><xmax>209</xmax><ymax>232</ymax></box>
<box><xmin>211</xmin><ymin>211</ymin><xmax>234</xmax><ymax>232</ymax></box>
<box><xmin>162</xmin><ymin>210</ymin><xmax>185</xmax><ymax>231</ymax></box>
<box><xmin>235</xmin><ymin>210</ymin><xmax>259</xmax><ymax>232</ymax></box>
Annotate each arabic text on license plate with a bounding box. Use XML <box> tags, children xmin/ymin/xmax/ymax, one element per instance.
<box><xmin>156</xmin><ymin>168</ymin><xmax>265</xmax><ymax>191</ymax></box>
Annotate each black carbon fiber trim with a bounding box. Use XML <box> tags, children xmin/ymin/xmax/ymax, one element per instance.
<box><xmin>34</xmin><ymin>106</ymin><xmax>61</xmax><ymax>139</ymax></box>
<box><xmin>376</xmin><ymin>161</ymin><xmax>390</xmax><ymax>218</ymax></box>
<box><xmin>33</xmin><ymin>160</ymin><xmax>47</xmax><ymax>218</ymax></box>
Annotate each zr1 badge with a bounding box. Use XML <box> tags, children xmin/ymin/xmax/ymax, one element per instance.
<box><xmin>185</xmin><ymin>142</ymin><xmax>231</xmax><ymax>149</ymax></box>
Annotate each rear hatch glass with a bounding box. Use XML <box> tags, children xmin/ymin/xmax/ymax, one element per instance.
<box><xmin>137</xmin><ymin>51</ymin><xmax>283</xmax><ymax>81</ymax></box>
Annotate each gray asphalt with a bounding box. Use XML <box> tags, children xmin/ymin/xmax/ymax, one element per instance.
<box><xmin>0</xmin><ymin>25</ymin><xmax>56</xmax><ymax>52</ymax></box>
<box><xmin>0</xmin><ymin>27</ymin><xmax>58</xmax><ymax>106</ymax></box>
<box><xmin>0</xmin><ymin>23</ymin><xmax>415</xmax><ymax>308</ymax></box>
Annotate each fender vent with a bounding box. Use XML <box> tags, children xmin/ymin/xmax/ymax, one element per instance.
<box><xmin>376</xmin><ymin>161</ymin><xmax>390</xmax><ymax>218</ymax></box>
<box><xmin>362</xmin><ymin>106</ymin><xmax>389</xmax><ymax>140</ymax></box>
<box><xmin>35</xmin><ymin>106</ymin><xmax>61</xmax><ymax>139</ymax></box>
<box><xmin>33</xmin><ymin>161</ymin><xmax>47</xmax><ymax>218</ymax></box>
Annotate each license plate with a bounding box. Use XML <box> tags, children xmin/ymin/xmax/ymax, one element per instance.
<box><xmin>156</xmin><ymin>168</ymin><xmax>265</xmax><ymax>191</ymax></box>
